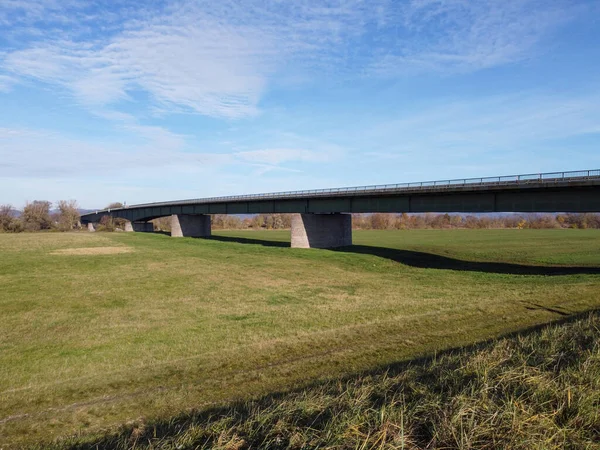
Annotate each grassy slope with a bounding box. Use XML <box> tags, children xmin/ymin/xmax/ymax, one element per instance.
<box><xmin>0</xmin><ymin>229</ymin><xmax>599</xmax><ymax>447</ymax></box>
<box><xmin>47</xmin><ymin>311</ymin><xmax>600</xmax><ymax>450</ymax></box>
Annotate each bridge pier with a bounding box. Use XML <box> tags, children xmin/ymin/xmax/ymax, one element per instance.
<box><xmin>87</xmin><ymin>222</ymin><xmax>95</xmax><ymax>232</ymax></box>
<box><xmin>171</xmin><ymin>214</ymin><xmax>211</xmax><ymax>238</ymax></box>
<box><xmin>291</xmin><ymin>213</ymin><xmax>352</xmax><ymax>248</ymax></box>
<box><xmin>124</xmin><ymin>221</ymin><xmax>154</xmax><ymax>232</ymax></box>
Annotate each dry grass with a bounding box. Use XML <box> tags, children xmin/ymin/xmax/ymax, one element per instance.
<box><xmin>50</xmin><ymin>247</ymin><xmax>133</xmax><ymax>255</ymax></box>
<box><xmin>0</xmin><ymin>229</ymin><xmax>599</xmax><ymax>448</ymax></box>
<box><xmin>39</xmin><ymin>312</ymin><xmax>600</xmax><ymax>449</ymax></box>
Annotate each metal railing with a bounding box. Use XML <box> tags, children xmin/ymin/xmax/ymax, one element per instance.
<box><xmin>95</xmin><ymin>169</ymin><xmax>600</xmax><ymax>214</ymax></box>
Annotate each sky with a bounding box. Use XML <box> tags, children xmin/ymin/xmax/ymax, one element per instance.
<box><xmin>1</xmin><ymin>0</ymin><xmax>599</xmax><ymax>209</ymax></box>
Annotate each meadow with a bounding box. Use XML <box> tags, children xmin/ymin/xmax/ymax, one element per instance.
<box><xmin>1</xmin><ymin>229</ymin><xmax>599</xmax><ymax>447</ymax></box>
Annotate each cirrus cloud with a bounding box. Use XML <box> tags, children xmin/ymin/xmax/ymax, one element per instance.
<box><xmin>0</xmin><ymin>0</ymin><xmax>584</xmax><ymax>118</ymax></box>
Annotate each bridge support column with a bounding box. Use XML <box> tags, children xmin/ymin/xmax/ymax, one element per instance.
<box><xmin>171</xmin><ymin>214</ymin><xmax>211</xmax><ymax>238</ymax></box>
<box><xmin>87</xmin><ymin>222</ymin><xmax>95</xmax><ymax>232</ymax></box>
<box><xmin>291</xmin><ymin>213</ymin><xmax>352</xmax><ymax>248</ymax></box>
<box><xmin>124</xmin><ymin>221</ymin><xmax>134</xmax><ymax>232</ymax></box>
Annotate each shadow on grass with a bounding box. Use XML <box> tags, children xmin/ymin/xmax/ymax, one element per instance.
<box><xmin>51</xmin><ymin>309</ymin><xmax>600</xmax><ymax>450</ymax></box>
<box><xmin>333</xmin><ymin>245</ymin><xmax>600</xmax><ymax>276</ymax></box>
<box><xmin>208</xmin><ymin>235</ymin><xmax>289</xmax><ymax>247</ymax></box>
<box><xmin>208</xmin><ymin>235</ymin><xmax>600</xmax><ymax>276</ymax></box>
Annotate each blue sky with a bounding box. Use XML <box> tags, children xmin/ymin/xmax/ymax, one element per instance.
<box><xmin>1</xmin><ymin>0</ymin><xmax>599</xmax><ymax>208</ymax></box>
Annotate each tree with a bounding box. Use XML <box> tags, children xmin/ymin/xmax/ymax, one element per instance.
<box><xmin>152</xmin><ymin>216</ymin><xmax>171</xmax><ymax>232</ymax></box>
<box><xmin>97</xmin><ymin>215</ymin><xmax>116</xmax><ymax>232</ymax></box>
<box><xmin>103</xmin><ymin>202</ymin><xmax>126</xmax><ymax>229</ymax></box>
<box><xmin>0</xmin><ymin>204</ymin><xmax>23</xmax><ymax>232</ymax></box>
<box><xmin>22</xmin><ymin>200</ymin><xmax>52</xmax><ymax>231</ymax></box>
<box><xmin>370</xmin><ymin>213</ymin><xmax>392</xmax><ymax>230</ymax></box>
<box><xmin>56</xmin><ymin>200</ymin><xmax>80</xmax><ymax>231</ymax></box>
<box><xmin>251</xmin><ymin>215</ymin><xmax>265</xmax><ymax>229</ymax></box>
<box><xmin>0</xmin><ymin>204</ymin><xmax>13</xmax><ymax>231</ymax></box>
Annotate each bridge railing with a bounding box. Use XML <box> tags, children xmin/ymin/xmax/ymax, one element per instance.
<box><xmin>94</xmin><ymin>169</ymin><xmax>600</xmax><ymax>213</ymax></box>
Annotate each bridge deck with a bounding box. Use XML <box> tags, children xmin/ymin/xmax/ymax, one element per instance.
<box><xmin>96</xmin><ymin>170</ymin><xmax>600</xmax><ymax>211</ymax></box>
<box><xmin>81</xmin><ymin>169</ymin><xmax>600</xmax><ymax>222</ymax></box>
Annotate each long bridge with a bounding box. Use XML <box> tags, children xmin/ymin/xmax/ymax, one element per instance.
<box><xmin>81</xmin><ymin>169</ymin><xmax>600</xmax><ymax>248</ymax></box>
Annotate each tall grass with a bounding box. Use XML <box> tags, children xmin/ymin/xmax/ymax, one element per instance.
<box><xmin>45</xmin><ymin>312</ymin><xmax>600</xmax><ymax>449</ymax></box>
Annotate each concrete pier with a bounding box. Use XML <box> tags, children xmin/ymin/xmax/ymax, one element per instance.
<box><xmin>291</xmin><ymin>213</ymin><xmax>352</xmax><ymax>248</ymax></box>
<box><xmin>87</xmin><ymin>222</ymin><xmax>95</xmax><ymax>232</ymax></box>
<box><xmin>124</xmin><ymin>221</ymin><xmax>134</xmax><ymax>232</ymax></box>
<box><xmin>171</xmin><ymin>214</ymin><xmax>211</xmax><ymax>238</ymax></box>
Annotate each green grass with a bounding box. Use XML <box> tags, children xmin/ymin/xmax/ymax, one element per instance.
<box><xmin>43</xmin><ymin>311</ymin><xmax>600</xmax><ymax>450</ymax></box>
<box><xmin>0</xmin><ymin>229</ymin><xmax>599</xmax><ymax>447</ymax></box>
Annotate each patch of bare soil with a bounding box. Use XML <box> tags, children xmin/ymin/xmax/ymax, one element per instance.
<box><xmin>51</xmin><ymin>247</ymin><xmax>133</xmax><ymax>256</ymax></box>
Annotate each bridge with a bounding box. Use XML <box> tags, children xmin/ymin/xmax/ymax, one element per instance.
<box><xmin>81</xmin><ymin>169</ymin><xmax>600</xmax><ymax>248</ymax></box>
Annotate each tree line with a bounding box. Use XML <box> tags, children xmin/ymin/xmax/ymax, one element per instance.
<box><xmin>2</xmin><ymin>201</ymin><xmax>600</xmax><ymax>233</ymax></box>
<box><xmin>0</xmin><ymin>200</ymin><xmax>81</xmax><ymax>232</ymax></box>
<box><xmin>0</xmin><ymin>201</ymin><xmax>126</xmax><ymax>233</ymax></box>
<box><xmin>352</xmin><ymin>212</ymin><xmax>600</xmax><ymax>230</ymax></box>
<box><xmin>210</xmin><ymin>212</ymin><xmax>600</xmax><ymax>230</ymax></box>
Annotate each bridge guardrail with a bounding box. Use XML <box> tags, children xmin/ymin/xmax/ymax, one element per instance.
<box><xmin>92</xmin><ymin>169</ymin><xmax>600</xmax><ymax>214</ymax></box>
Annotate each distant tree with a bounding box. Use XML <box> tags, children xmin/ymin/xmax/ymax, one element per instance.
<box><xmin>152</xmin><ymin>216</ymin><xmax>171</xmax><ymax>232</ymax></box>
<box><xmin>56</xmin><ymin>200</ymin><xmax>81</xmax><ymax>231</ymax></box>
<box><xmin>250</xmin><ymin>215</ymin><xmax>265</xmax><ymax>229</ymax></box>
<box><xmin>352</xmin><ymin>214</ymin><xmax>368</xmax><ymax>229</ymax></box>
<box><xmin>225</xmin><ymin>215</ymin><xmax>244</xmax><ymax>229</ymax></box>
<box><xmin>0</xmin><ymin>204</ymin><xmax>23</xmax><ymax>232</ymax></box>
<box><xmin>97</xmin><ymin>215</ymin><xmax>116</xmax><ymax>232</ymax></box>
<box><xmin>370</xmin><ymin>213</ymin><xmax>393</xmax><ymax>230</ymax></box>
<box><xmin>394</xmin><ymin>213</ymin><xmax>409</xmax><ymax>229</ymax></box>
<box><xmin>22</xmin><ymin>200</ymin><xmax>52</xmax><ymax>231</ymax></box>
<box><xmin>449</xmin><ymin>214</ymin><xmax>463</xmax><ymax>228</ymax></box>
<box><xmin>101</xmin><ymin>202</ymin><xmax>127</xmax><ymax>229</ymax></box>
<box><xmin>0</xmin><ymin>204</ymin><xmax>14</xmax><ymax>231</ymax></box>
<box><xmin>527</xmin><ymin>214</ymin><xmax>559</xmax><ymax>229</ymax></box>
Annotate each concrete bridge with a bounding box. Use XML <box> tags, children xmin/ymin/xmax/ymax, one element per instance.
<box><xmin>80</xmin><ymin>169</ymin><xmax>600</xmax><ymax>248</ymax></box>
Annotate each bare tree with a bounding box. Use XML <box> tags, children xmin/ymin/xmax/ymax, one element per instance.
<box><xmin>56</xmin><ymin>200</ymin><xmax>81</xmax><ymax>231</ymax></box>
<box><xmin>102</xmin><ymin>202</ymin><xmax>126</xmax><ymax>229</ymax></box>
<box><xmin>22</xmin><ymin>201</ymin><xmax>52</xmax><ymax>231</ymax></box>
<box><xmin>152</xmin><ymin>216</ymin><xmax>171</xmax><ymax>232</ymax></box>
<box><xmin>0</xmin><ymin>204</ymin><xmax>23</xmax><ymax>232</ymax></box>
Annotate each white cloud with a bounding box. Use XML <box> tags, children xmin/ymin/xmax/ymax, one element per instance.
<box><xmin>0</xmin><ymin>126</ymin><xmax>228</xmax><ymax>178</ymax></box>
<box><xmin>0</xmin><ymin>74</ymin><xmax>16</xmax><ymax>91</ymax></box>
<box><xmin>89</xmin><ymin>109</ymin><xmax>189</xmax><ymax>150</ymax></box>
<box><xmin>0</xmin><ymin>0</ymin><xmax>582</xmax><ymax>118</ymax></box>
<box><xmin>359</xmin><ymin>91</ymin><xmax>600</xmax><ymax>175</ymax></box>
<box><xmin>372</xmin><ymin>0</ymin><xmax>577</xmax><ymax>75</ymax></box>
<box><xmin>235</xmin><ymin>148</ymin><xmax>332</xmax><ymax>165</ymax></box>
<box><xmin>0</xmin><ymin>123</ymin><xmax>346</xmax><ymax>182</ymax></box>
<box><xmin>0</xmin><ymin>124</ymin><xmax>347</xmax><ymax>207</ymax></box>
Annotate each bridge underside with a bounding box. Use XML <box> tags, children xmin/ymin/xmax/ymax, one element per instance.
<box><xmin>124</xmin><ymin>221</ymin><xmax>154</xmax><ymax>233</ymax></box>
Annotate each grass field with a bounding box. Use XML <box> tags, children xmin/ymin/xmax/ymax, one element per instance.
<box><xmin>46</xmin><ymin>311</ymin><xmax>600</xmax><ymax>450</ymax></box>
<box><xmin>1</xmin><ymin>229</ymin><xmax>599</xmax><ymax>447</ymax></box>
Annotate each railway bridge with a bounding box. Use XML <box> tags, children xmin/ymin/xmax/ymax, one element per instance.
<box><xmin>80</xmin><ymin>169</ymin><xmax>600</xmax><ymax>248</ymax></box>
